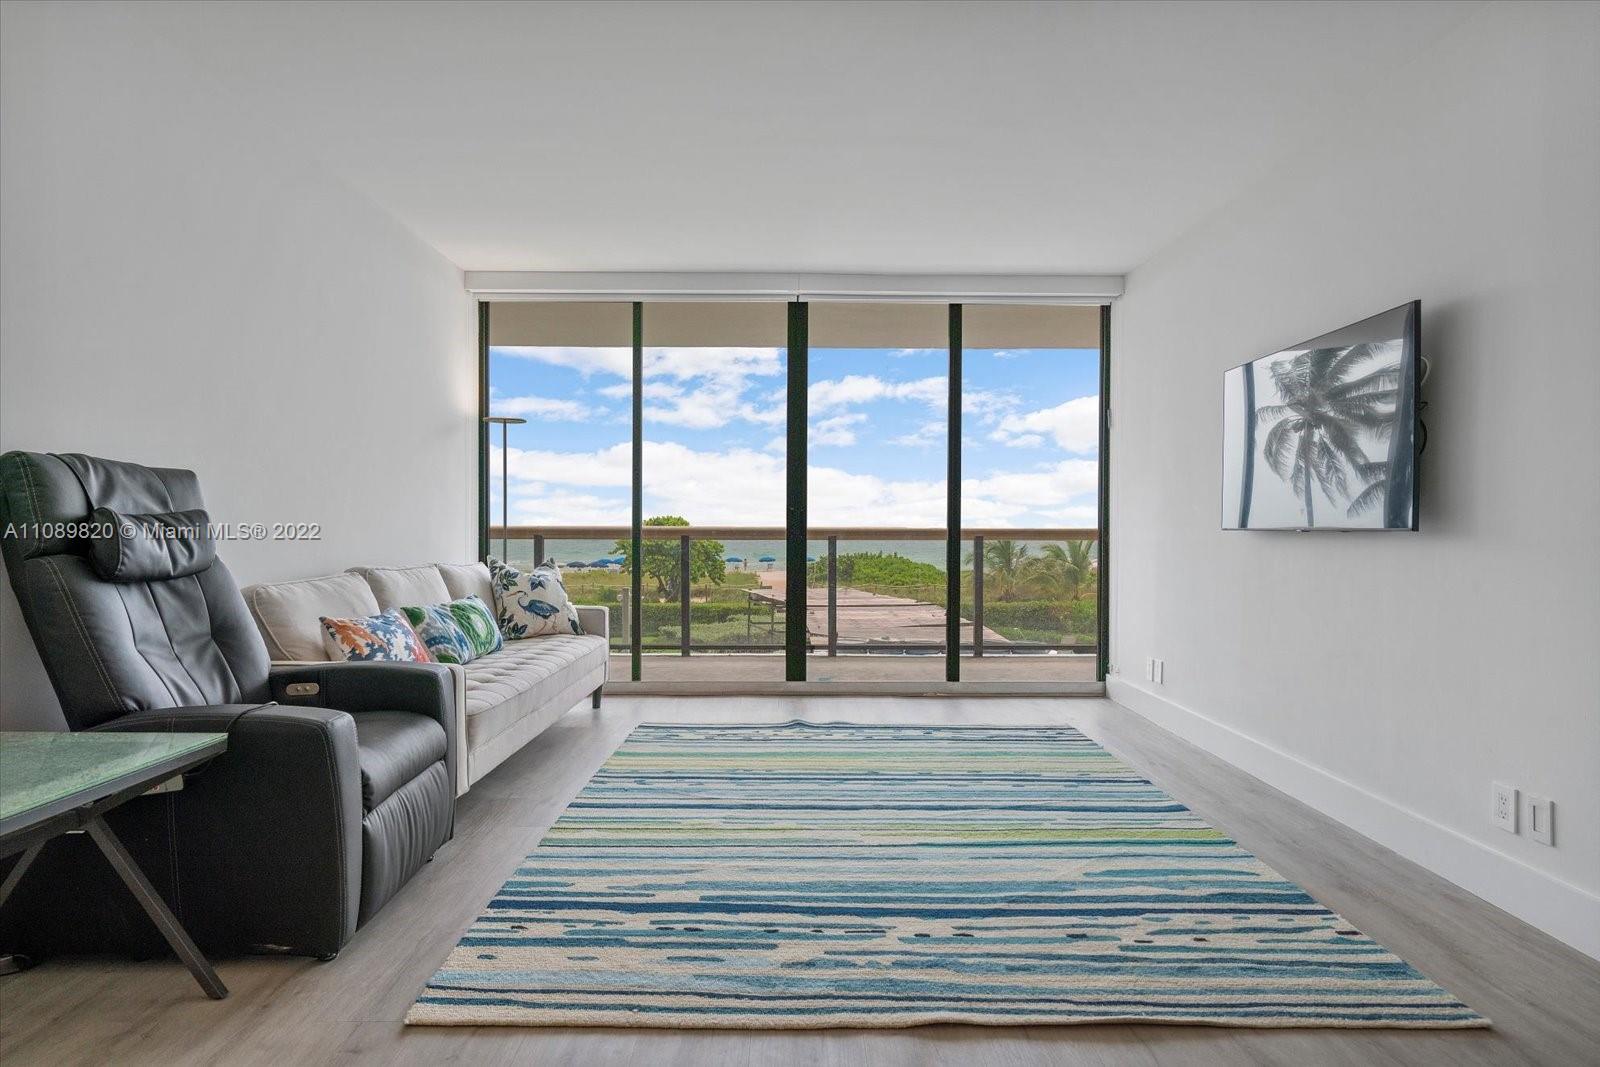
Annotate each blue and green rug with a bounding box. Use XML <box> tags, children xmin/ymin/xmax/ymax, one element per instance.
<box><xmin>408</xmin><ymin>722</ymin><xmax>1486</xmax><ymax>1029</ymax></box>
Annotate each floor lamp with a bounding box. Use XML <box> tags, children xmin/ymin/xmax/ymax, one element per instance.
<box><xmin>484</xmin><ymin>416</ymin><xmax>527</xmax><ymax>562</ymax></box>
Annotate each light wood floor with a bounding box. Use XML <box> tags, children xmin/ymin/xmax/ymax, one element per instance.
<box><xmin>3</xmin><ymin>697</ymin><xmax>1596</xmax><ymax>1066</ymax></box>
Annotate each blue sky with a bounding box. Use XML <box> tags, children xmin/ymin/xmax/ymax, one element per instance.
<box><xmin>488</xmin><ymin>344</ymin><xmax>1099</xmax><ymax>528</ymax></box>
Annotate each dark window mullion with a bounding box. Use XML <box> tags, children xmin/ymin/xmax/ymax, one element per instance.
<box><xmin>1097</xmin><ymin>303</ymin><xmax>1111</xmax><ymax>682</ymax></box>
<box><xmin>785</xmin><ymin>301</ymin><xmax>809</xmax><ymax>681</ymax></box>
<box><xmin>946</xmin><ymin>303</ymin><xmax>962</xmax><ymax>683</ymax></box>
<box><xmin>477</xmin><ymin>302</ymin><xmax>490</xmax><ymax>563</ymax></box>
<box><xmin>631</xmin><ymin>301</ymin><xmax>644</xmax><ymax>683</ymax></box>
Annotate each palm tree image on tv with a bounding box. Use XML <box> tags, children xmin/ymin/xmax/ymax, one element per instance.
<box><xmin>1256</xmin><ymin>342</ymin><xmax>1401</xmax><ymax>526</ymax></box>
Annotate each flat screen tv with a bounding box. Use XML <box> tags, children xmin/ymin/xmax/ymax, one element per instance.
<box><xmin>1223</xmin><ymin>301</ymin><xmax>1421</xmax><ymax>531</ymax></box>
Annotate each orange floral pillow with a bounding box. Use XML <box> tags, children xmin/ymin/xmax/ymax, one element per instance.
<box><xmin>319</xmin><ymin>609</ymin><xmax>433</xmax><ymax>663</ymax></box>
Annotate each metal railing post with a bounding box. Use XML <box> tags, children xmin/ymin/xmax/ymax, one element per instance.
<box><xmin>973</xmin><ymin>534</ymin><xmax>984</xmax><ymax>658</ymax></box>
<box><xmin>533</xmin><ymin>534</ymin><xmax>545</xmax><ymax>565</ymax></box>
<box><xmin>827</xmin><ymin>536</ymin><xmax>838</xmax><ymax>656</ymax></box>
<box><xmin>679</xmin><ymin>534</ymin><xmax>691</xmax><ymax>656</ymax></box>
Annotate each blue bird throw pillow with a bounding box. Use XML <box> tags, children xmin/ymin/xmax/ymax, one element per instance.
<box><xmin>487</xmin><ymin>557</ymin><xmax>583</xmax><ymax>639</ymax></box>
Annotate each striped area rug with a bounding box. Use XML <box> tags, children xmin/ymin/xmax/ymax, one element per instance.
<box><xmin>408</xmin><ymin>722</ymin><xmax>1486</xmax><ymax>1029</ymax></box>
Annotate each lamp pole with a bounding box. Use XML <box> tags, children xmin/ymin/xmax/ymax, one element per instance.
<box><xmin>484</xmin><ymin>416</ymin><xmax>527</xmax><ymax>562</ymax></box>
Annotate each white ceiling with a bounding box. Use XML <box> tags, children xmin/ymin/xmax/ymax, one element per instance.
<box><xmin>149</xmin><ymin>1</ymin><xmax>1479</xmax><ymax>274</ymax></box>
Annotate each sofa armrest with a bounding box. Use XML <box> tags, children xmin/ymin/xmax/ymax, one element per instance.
<box><xmin>575</xmin><ymin>604</ymin><xmax>609</xmax><ymax>642</ymax></box>
<box><xmin>93</xmin><ymin>703</ymin><xmax>363</xmax><ymax>955</ymax></box>
<box><xmin>269</xmin><ymin>661</ymin><xmax>457</xmax><ymax>800</ymax></box>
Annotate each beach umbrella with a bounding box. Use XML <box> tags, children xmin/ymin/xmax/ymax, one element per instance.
<box><xmin>758</xmin><ymin>555</ymin><xmax>776</xmax><ymax>563</ymax></box>
<box><xmin>589</xmin><ymin>560</ymin><xmax>610</xmax><ymax>568</ymax></box>
<box><xmin>725</xmin><ymin>555</ymin><xmax>743</xmax><ymax>563</ymax></box>
<box><xmin>806</xmin><ymin>556</ymin><xmax>817</xmax><ymax>563</ymax></box>
<box><xmin>565</xmin><ymin>561</ymin><xmax>587</xmax><ymax>568</ymax></box>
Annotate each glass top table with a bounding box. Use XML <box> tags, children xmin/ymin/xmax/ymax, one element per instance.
<box><xmin>1</xmin><ymin>732</ymin><xmax>227</xmax><ymax>836</ymax></box>
<box><xmin>0</xmin><ymin>730</ymin><xmax>230</xmax><ymax>999</ymax></box>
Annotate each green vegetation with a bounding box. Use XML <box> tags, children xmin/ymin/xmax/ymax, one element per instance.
<box><xmin>557</xmin><ymin>537</ymin><xmax>1099</xmax><ymax>651</ymax></box>
<box><xmin>806</xmin><ymin>551</ymin><xmax>943</xmax><ymax>589</ymax></box>
<box><xmin>612</xmin><ymin>516</ymin><xmax>725</xmax><ymax>599</ymax></box>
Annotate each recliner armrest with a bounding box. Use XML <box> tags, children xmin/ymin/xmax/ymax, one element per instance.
<box><xmin>269</xmin><ymin>661</ymin><xmax>457</xmax><ymax>808</ymax></box>
<box><xmin>93</xmin><ymin>702</ymin><xmax>363</xmax><ymax>955</ymax></box>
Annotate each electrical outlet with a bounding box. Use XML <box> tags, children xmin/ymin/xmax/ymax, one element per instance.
<box><xmin>1146</xmin><ymin>657</ymin><xmax>1156</xmax><ymax>682</ymax></box>
<box><xmin>1526</xmin><ymin>793</ymin><xmax>1554</xmax><ymax>846</ymax></box>
<box><xmin>1154</xmin><ymin>659</ymin><xmax>1165</xmax><ymax>684</ymax></box>
<box><xmin>1491</xmin><ymin>782</ymin><xmax>1517</xmax><ymax>833</ymax></box>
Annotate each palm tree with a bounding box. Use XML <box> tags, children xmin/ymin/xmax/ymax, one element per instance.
<box><xmin>973</xmin><ymin>539</ymin><xmax>1030</xmax><ymax>599</ymax></box>
<box><xmin>1026</xmin><ymin>540</ymin><xmax>1096</xmax><ymax>600</ymax></box>
<box><xmin>1258</xmin><ymin>343</ymin><xmax>1399</xmax><ymax>525</ymax></box>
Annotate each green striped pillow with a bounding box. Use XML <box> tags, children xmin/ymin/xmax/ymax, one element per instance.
<box><xmin>447</xmin><ymin>595</ymin><xmax>503</xmax><ymax>660</ymax></box>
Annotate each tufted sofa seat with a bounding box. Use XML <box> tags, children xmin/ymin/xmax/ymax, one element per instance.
<box><xmin>243</xmin><ymin>561</ymin><xmax>608</xmax><ymax>795</ymax></box>
<box><xmin>462</xmin><ymin>632</ymin><xmax>608</xmax><ymax>778</ymax></box>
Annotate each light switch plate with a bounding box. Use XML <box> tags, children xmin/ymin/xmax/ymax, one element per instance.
<box><xmin>1491</xmin><ymin>782</ymin><xmax>1517</xmax><ymax>833</ymax></box>
<box><xmin>1526</xmin><ymin>793</ymin><xmax>1554</xmax><ymax>845</ymax></box>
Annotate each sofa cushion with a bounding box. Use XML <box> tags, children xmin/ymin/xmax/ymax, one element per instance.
<box><xmin>446</xmin><ymin>595</ymin><xmax>502</xmax><ymax>659</ymax></box>
<box><xmin>351</xmin><ymin>710</ymin><xmax>447</xmax><ymax>812</ymax></box>
<box><xmin>462</xmin><ymin>634</ymin><xmax>608</xmax><ymax>750</ymax></box>
<box><xmin>488</xmin><ymin>557</ymin><xmax>583</xmax><ymax>638</ymax></box>
<box><xmin>353</xmin><ymin>565</ymin><xmax>451</xmax><ymax>611</ymax></box>
<box><xmin>321</xmin><ymin>608</ymin><xmax>433</xmax><ymax>663</ymax></box>
<box><xmin>437</xmin><ymin>561</ymin><xmax>494</xmax><ymax>605</ymax></box>
<box><xmin>399</xmin><ymin>603</ymin><xmax>476</xmax><ymax>665</ymax></box>
<box><xmin>244</xmin><ymin>571</ymin><xmax>380</xmax><ymax>661</ymax></box>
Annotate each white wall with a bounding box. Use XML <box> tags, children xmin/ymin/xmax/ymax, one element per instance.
<box><xmin>1109</xmin><ymin>1</ymin><xmax>1600</xmax><ymax>959</ymax></box>
<box><xmin>0</xmin><ymin>4</ymin><xmax>477</xmax><ymax>730</ymax></box>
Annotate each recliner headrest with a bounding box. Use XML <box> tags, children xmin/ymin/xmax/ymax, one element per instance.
<box><xmin>0</xmin><ymin>451</ymin><xmax>206</xmax><ymax>568</ymax></box>
<box><xmin>88</xmin><ymin>507</ymin><xmax>217</xmax><ymax>582</ymax></box>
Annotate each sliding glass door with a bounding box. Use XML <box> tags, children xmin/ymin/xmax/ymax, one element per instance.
<box><xmin>805</xmin><ymin>302</ymin><xmax>950</xmax><ymax>683</ymax></box>
<box><xmin>959</xmin><ymin>305</ymin><xmax>1103</xmax><ymax>683</ymax></box>
<box><xmin>481</xmin><ymin>298</ymin><xmax>1106</xmax><ymax>689</ymax></box>
<box><xmin>485</xmin><ymin>301</ymin><xmax>636</xmax><ymax>676</ymax></box>
<box><xmin>639</xmin><ymin>303</ymin><xmax>789</xmax><ymax>683</ymax></box>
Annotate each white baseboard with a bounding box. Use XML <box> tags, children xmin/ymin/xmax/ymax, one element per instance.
<box><xmin>1106</xmin><ymin>676</ymin><xmax>1600</xmax><ymax>962</ymax></box>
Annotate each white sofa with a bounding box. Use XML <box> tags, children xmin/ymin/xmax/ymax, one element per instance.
<box><xmin>242</xmin><ymin>562</ymin><xmax>608</xmax><ymax>796</ymax></box>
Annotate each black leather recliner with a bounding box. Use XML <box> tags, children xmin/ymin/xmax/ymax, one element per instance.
<box><xmin>0</xmin><ymin>452</ymin><xmax>456</xmax><ymax>959</ymax></box>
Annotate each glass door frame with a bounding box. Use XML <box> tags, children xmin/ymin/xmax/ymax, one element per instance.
<box><xmin>477</xmin><ymin>297</ymin><xmax>1112</xmax><ymax>690</ymax></box>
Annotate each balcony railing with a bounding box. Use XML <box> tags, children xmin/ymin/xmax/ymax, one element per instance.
<box><xmin>488</xmin><ymin>526</ymin><xmax>1098</xmax><ymax>657</ymax></box>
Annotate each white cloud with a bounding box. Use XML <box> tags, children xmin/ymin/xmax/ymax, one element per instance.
<box><xmin>499</xmin><ymin>346</ymin><xmax>786</xmax><ymax>431</ymax></box>
<box><xmin>992</xmin><ymin>395</ymin><xmax>1099</xmax><ymax>452</ymax></box>
<box><xmin>645</xmin><ymin>346</ymin><xmax>783</xmax><ymax>381</ymax></box>
<box><xmin>892</xmin><ymin>420</ymin><xmax>945</xmax><ymax>447</ymax></box>
<box><xmin>490</xmin><ymin>394</ymin><xmax>591</xmax><ymax>421</ymax></box>
<box><xmin>811</xmin><ymin>413</ymin><xmax>867</xmax><ymax>447</ymax></box>
<box><xmin>964</xmin><ymin>388</ymin><xmax>1021</xmax><ymax>425</ymax></box>
<box><xmin>809</xmin><ymin>374</ymin><xmax>947</xmax><ymax>412</ymax></box>
<box><xmin>890</xmin><ymin>348</ymin><xmax>939</xmax><ymax>358</ymax></box>
<box><xmin>496</xmin><ymin>443</ymin><xmax>1097</xmax><ymax>528</ymax></box>
<box><xmin>496</xmin><ymin>346</ymin><xmax>632</xmax><ymax>378</ymax></box>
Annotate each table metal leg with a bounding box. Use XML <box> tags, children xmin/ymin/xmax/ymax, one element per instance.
<box><xmin>0</xmin><ymin>842</ymin><xmax>45</xmax><ymax>977</ymax></box>
<box><xmin>83</xmin><ymin>815</ymin><xmax>228</xmax><ymax>1000</ymax></box>
<box><xmin>0</xmin><ymin>842</ymin><xmax>45</xmax><ymax>911</ymax></box>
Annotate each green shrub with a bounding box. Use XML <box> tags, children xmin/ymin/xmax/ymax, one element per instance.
<box><xmin>807</xmin><ymin>552</ymin><xmax>944</xmax><ymax>589</ymax></box>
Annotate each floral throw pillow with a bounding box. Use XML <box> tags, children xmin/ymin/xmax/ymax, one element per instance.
<box><xmin>446</xmin><ymin>595</ymin><xmax>502</xmax><ymax>659</ymax></box>
<box><xmin>320</xmin><ymin>609</ymin><xmax>433</xmax><ymax>663</ymax></box>
<box><xmin>399</xmin><ymin>603</ymin><xmax>475</xmax><ymax>665</ymax></box>
<box><xmin>487</xmin><ymin>557</ymin><xmax>583</xmax><ymax>639</ymax></box>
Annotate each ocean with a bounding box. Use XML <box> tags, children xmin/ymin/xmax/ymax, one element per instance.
<box><xmin>499</xmin><ymin>537</ymin><xmax>1076</xmax><ymax>572</ymax></box>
